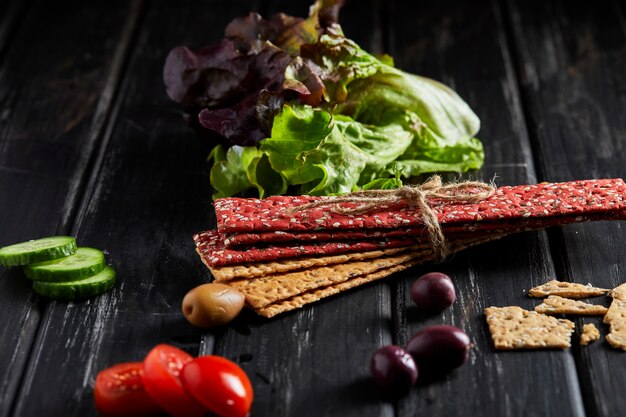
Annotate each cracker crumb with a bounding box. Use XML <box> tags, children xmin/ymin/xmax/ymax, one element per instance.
<box><xmin>580</xmin><ymin>324</ymin><xmax>600</xmax><ymax>346</ymax></box>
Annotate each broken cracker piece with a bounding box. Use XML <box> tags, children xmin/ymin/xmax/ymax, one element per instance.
<box><xmin>610</xmin><ymin>283</ymin><xmax>626</xmax><ymax>301</ymax></box>
<box><xmin>603</xmin><ymin>298</ymin><xmax>622</xmax><ymax>324</ymax></box>
<box><xmin>534</xmin><ymin>295</ymin><xmax>608</xmax><ymax>316</ymax></box>
<box><xmin>580</xmin><ymin>324</ymin><xmax>600</xmax><ymax>346</ymax></box>
<box><xmin>604</xmin><ymin>299</ymin><xmax>626</xmax><ymax>351</ymax></box>
<box><xmin>485</xmin><ymin>306</ymin><xmax>575</xmax><ymax>350</ymax></box>
<box><xmin>528</xmin><ymin>280</ymin><xmax>609</xmax><ymax>299</ymax></box>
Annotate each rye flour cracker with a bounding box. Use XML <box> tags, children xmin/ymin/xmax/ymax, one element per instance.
<box><xmin>528</xmin><ymin>280</ymin><xmax>609</xmax><ymax>299</ymax></box>
<box><xmin>534</xmin><ymin>295</ymin><xmax>608</xmax><ymax>316</ymax></box>
<box><xmin>485</xmin><ymin>306</ymin><xmax>575</xmax><ymax>349</ymax></box>
<box><xmin>604</xmin><ymin>299</ymin><xmax>626</xmax><ymax>351</ymax></box>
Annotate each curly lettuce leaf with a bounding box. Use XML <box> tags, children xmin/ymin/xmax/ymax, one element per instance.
<box><xmin>163</xmin><ymin>39</ymin><xmax>246</xmax><ymax>109</ymax></box>
<box><xmin>163</xmin><ymin>0</ymin><xmax>342</xmax><ymax>146</ymax></box>
<box><xmin>225</xmin><ymin>0</ymin><xmax>344</xmax><ymax>56</ymax></box>
<box><xmin>357</xmin><ymin>167</ymin><xmax>403</xmax><ymax>191</ymax></box>
<box><xmin>167</xmin><ymin>0</ymin><xmax>485</xmax><ymax>198</ymax></box>
<box><xmin>209</xmin><ymin>145</ymin><xmax>287</xmax><ymax>198</ymax></box>
<box><xmin>301</xmin><ymin>27</ymin><xmax>484</xmax><ymax>175</ymax></box>
<box><xmin>209</xmin><ymin>104</ymin><xmax>412</xmax><ymax>197</ymax></box>
<box><xmin>262</xmin><ymin>107</ymin><xmax>373</xmax><ymax>195</ymax></box>
<box><xmin>164</xmin><ymin>41</ymin><xmax>293</xmax><ymax>146</ymax></box>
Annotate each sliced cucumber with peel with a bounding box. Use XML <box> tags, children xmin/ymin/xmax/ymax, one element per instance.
<box><xmin>2</xmin><ymin>236</ymin><xmax>116</xmax><ymax>299</ymax></box>
<box><xmin>0</xmin><ymin>236</ymin><xmax>76</xmax><ymax>267</ymax></box>
<box><xmin>24</xmin><ymin>247</ymin><xmax>105</xmax><ymax>282</ymax></box>
<box><xmin>33</xmin><ymin>266</ymin><xmax>116</xmax><ymax>299</ymax></box>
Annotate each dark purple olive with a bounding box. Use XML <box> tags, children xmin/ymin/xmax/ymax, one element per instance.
<box><xmin>410</xmin><ymin>272</ymin><xmax>456</xmax><ymax>311</ymax></box>
<box><xmin>370</xmin><ymin>345</ymin><xmax>418</xmax><ymax>395</ymax></box>
<box><xmin>406</xmin><ymin>325</ymin><xmax>470</xmax><ymax>375</ymax></box>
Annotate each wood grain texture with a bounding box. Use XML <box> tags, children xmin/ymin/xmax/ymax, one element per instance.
<box><xmin>2</xmin><ymin>0</ymin><xmax>625</xmax><ymax>416</ymax></box>
<box><xmin>0</xmin><ymin>1</ymin><xmax>140</xmax><ymax>416</ymax></box>
<box><xmin>506</xmin><ymin>1</ymin><xmax>626</xmax><ymax>416</ymax></box>
<box><xmin>210</xmin><ymin>1</ymin><xmax>393</xmax><ymax>417</ymax></box>
<box><xmin>8</xmin><ymin>1</ymin><xmax>259</xmax><ymax>416</ymax></box>
<box><xmin>388</xmin><ymin>0</ymin><xmax>585</xmax><ymax>416</ymax></box>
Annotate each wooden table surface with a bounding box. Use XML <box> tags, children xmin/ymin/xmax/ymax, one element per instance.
<box><xmin>1</xmin><ymin>0</ymin><xmax>625</xmax><ymax>416</ymax></box>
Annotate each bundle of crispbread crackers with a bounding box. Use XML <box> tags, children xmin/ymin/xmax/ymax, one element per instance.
<box><xmin>194</xmin><ymin>178</ymin><xmax>626</xmax><ymax>318</ymax></box>
<box><xmin>486</xmin><ymin>280</ymin><xmax>626</xmax><ymax>351</ymax></box>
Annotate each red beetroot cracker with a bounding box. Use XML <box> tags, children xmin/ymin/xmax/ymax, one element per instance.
<box><xmin>196</xmin><ymin>209</ymin><xmax>626</xmax><ymax>267</ymax></box>
<box><xmin>196</xmin><ymin>229</ymin><xmax>502</xmax><ymax>267</ymax></box>
<box><xmin>194</xmin><ymin>230</ymin><xmax>419</xmax><ymax>267</ymax></box>
<box><xmin>222</xmin><ymin>227</ymin><xmax>425</xmax><ymax>247</ymax></box>
<box><xmin>215</xmin><ymin>179</ymin><xmax>626</xmax><ymax>234</ymax></box>
<box><xmin>222</xmin><ymin>210</ymin><xmax>626</xmax><ymax>247</ymax></box>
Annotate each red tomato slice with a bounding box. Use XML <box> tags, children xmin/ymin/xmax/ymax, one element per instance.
<box><xmin>142</xmin><ymin>344</ymin><xmax>207</xmax><ymax>417</ymax></box>
<box><xmin>94</xmin><ymin>362</ymin><xmax>162</xmax><ymax>417</ymax></box>
<box><xmin>181</xmin><ymin>356</ymin><xmax>253</xmax><ymax>417</ymax></box>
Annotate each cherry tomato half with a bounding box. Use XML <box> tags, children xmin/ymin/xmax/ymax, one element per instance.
<box><xmin>142</xmin><ymin>344</ymin><xmax>207</xmax><ymax>417</ymax></box>
<box><xmin>94</xmin><ymin>362</ymin><xmax>162</xmax><ymax>417</ymax></box>
<box><xmin>181</xmin><ymin>355</ymin><xmax>253</xmax><ymax>417</ymax></box>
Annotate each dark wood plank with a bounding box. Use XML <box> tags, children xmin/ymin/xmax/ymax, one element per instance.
<box><xmin>0</xmin><ymin>1</ymin><xmax>141</xmax><ymax>416</ymax></box>
<box><xmin>505</xmin><ymin>1</ymin><xmax>626</xmax><ymax>416</ymax></box>
<box><xmin>10</xmin><ymin>1</ymin><xmax>261</xmax><ymax>416</ymax></box>
<box><xmin>211</xmin><ymin>1</ymin><xmax>394</xmax><ymax>417</ymax></box>
<box><xmin>387</xmin><ymin>0</ymin><xmax>585</xmax><ymax>416</ymax></box>
<box><xmin>0</xmin><ymin>0</ymin><xmax>27</xmax><ymax>60</ymax></box>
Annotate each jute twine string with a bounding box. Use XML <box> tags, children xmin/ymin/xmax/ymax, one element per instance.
<box><xmin>287</xmin><ymin>175</ymin><xmax>496</xmax><ymax>261</ymax></box>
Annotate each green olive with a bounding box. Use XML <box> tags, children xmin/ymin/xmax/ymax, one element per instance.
<box><xmin>182</xmin><ymin>283</ymin><xmax>245</xmax><ymax>328</ymax></box>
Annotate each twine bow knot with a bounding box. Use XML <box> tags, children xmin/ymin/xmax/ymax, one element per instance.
<box><xmin>288</xmin><ymin>175</ymin><xmax>495</xmax><ymax>261</ymax></box>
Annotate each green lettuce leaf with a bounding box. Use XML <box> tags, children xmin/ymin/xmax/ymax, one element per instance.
<box><xmin>261</xmin><ymin>104</ymin><xmax>412</xmax><ymax>195</ymax></box>
<box><xmin>357</xmin><ymin>167</ymin><xmax>403</xmax><ymax>191</ymax></box>
<box><xmin>209</xmin><ymin>145</ymin><xmax>287</xmax><ymax>198</ymax></box>
<box><xmin>301</xmin><ymin>27</ymin><xmax>484</xmax><ymax>176</ymax></box>
<box><xmin>207</xmin><ymin>104</ymin><xmax>413</xmax><ymax>197</ymax></box>
<box><xmin>201</xmin><ymin>7</ymin><xmax>485</xmax><ymax>199</ymax></box>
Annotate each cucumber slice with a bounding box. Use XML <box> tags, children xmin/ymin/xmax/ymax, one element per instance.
<box><xmin>0</xmin><ymin>236</ymin><xmax>77</xmax><ymax>267</ymax></box>
<box><xmin>33</xmin><ymin>266</ymin><xmax>116</xmax><ymax>300</ymax></box>
<box><xmin>24</xmin><ymin>247</ymin><xmax>106</xmax><ymax>282</ymax></box>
